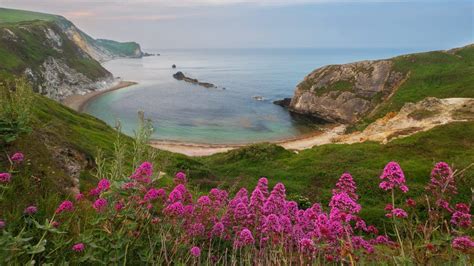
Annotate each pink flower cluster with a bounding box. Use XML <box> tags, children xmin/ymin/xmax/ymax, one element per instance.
<box><xmin>379</xmin><ymin>162</ymin><xmax>408</xmax><ymax>193</ymax></box>
<box><xmin>10</xmin><ymin>152</ymin><xmax>24</xmax><ymax>163</ymax></box>
<box><xmin>55</xmin><ymin>200</ymin><xmax>74</xmax><ymax>214</ymax></box>
<box><xmin>0</xmin><ymin>173</ymin><xmax>11</xmax><ymax>183</ymax></box>
<box><xmin>450</xmin><ymin>203</ymin><xmax>471</xmax><ymax>228</ymax></box>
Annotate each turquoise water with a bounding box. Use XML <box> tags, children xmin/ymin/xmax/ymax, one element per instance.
<box><xmin>84</xmin><ymin>48</ymin><xmax>420</xmax><ymax>144</ymax></box>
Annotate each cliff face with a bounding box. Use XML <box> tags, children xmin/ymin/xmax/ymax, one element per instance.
<box><xmin>289</xmin><ymin>60</ymin><xmax>406</xmax><ymax>124</ymax></box>
<box><xmin>0</xmin><ymin>8</ymin><xmax>144</xmax><ymax>100</ymax></box>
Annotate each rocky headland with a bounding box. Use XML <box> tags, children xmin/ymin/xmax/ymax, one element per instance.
<box><xmin>0</xmin><ymin>8</ymin><xmax>145</xmax><ymax>101</ymax></box>
<box><xmin>173</xmin><ymin>71</ymin><xmax>217</xmax><ymax>88</ymax></box>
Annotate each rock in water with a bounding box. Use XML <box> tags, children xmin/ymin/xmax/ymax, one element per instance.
<box><xmin>172</xmin><ymin>64</ymin><xmax>176</xmax><ymax>68</ymax></box>
<box><xmin>172</xmin><ymin>72</ymin><xmax>217</xmax><ymax>89</ymax></box>
<box><xmin>273</xmin><ymin>98</ymin><xmax>292</xmax><ymax>107</ymax></box>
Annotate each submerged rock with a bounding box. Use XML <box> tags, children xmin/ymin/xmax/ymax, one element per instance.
<box><xmin>252</xmin><ymin>95</ymin><xmax>265</xmax><ymax>101</ymax></box>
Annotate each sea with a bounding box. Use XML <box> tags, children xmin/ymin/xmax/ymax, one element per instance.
<box><xmin>83</xmin><ymin>48</ymin><xmax>423</xmax><ymax>144</ymax></box>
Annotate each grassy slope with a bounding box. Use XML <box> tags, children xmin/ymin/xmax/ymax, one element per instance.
<box><xmin>0</xmin><ymin>93</ymin><xmax>206</xmax><ymax>220</ymax></box>
<box><xmin>0</xmin><ymin>8</ymin><xmax>58</xmax><ymax>23</ymax></box>
<box><xmin>96</xmin><ymin>39</ymin><xmax>141</xmax><ymax>57</ymax></box>
<box><xmin>352</xmin><ymin>44</ymin><xmax>474</xmax><ymax>131</ymax></box>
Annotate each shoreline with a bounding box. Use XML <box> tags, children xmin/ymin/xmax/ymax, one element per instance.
<box><xmin>62</xmin><ymin>80</ymin><xmax>137</xmax><ymax>112</ymax></box>
<box><xmin>149</xmin><ymin>125</ymin><xmax>347</xmax><ymax>156</ymax></box>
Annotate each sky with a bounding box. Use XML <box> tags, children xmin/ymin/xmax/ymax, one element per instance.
<box><xmin>0</xmin><ymin>0</ymin><xmax>472</xmax><ymax>50</ymax></box>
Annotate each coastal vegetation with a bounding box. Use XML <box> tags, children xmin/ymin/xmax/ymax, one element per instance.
<box><xmin>0</xmin><ymin>7</ymin><xmax>473</xmax><ymax>265</ymax></box>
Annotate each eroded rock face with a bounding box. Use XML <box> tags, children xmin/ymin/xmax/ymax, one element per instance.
<box><xmin>289</xmin><ymin>60</ymin><xmax>406</xmax><ymax>124</ymax></box>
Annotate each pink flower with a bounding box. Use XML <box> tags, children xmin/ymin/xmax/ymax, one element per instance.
<box><xmin>144</xmin><ymin>188</ymin><xmax>165</xmax><ymax>201</ymax></box>
<box><xmin>379</xmin><ymin>162</ymin><xmax>408</xmax><ymax>193</ymax></box>
<box><xmin>97</xmin><ymin>179</ymin><xmax>110</xmax><ymax>192</ymax></box>
<box><xmin>24</xmin><ymin>205</ymin><xmax>37</xmax><ymax>215</ymax></box>
<box><xmin>92</xmin><ymin>198</ymin><xmax>108</xmax><ymax>212</ymax></box>
<box><xmin>299</xmin><ymin>238</ymin><xmax>315</xmax><ymax>255</ymax></box>
<box><xmin>10</xmin><ymin>152</ymin><xmax>24</xmax><ymax>163</ymax></box>
<box><xmin>452</xmin><ymin>236</ymin><xmax>474</xmax><ymax>253</ymax></box>
<box><xmin>234</xmin><ymin>228</ymin><xmax>255</xmax><ymax>248</ymax></box>
<box><xmin>163</xmin><ymin>202</ymin><xmax>185</xmax><ymax>217</ymax></box>
<box><xmin>0</xmin><ymin>173</ymin><xmax>11</xmax><ymax>183</ymax></box>
<box><xmin>333</xmin><ymin>172</ymin><xmax>358</xmax><ymax>200</ymax></box>
<box><xmin>130</xmin><ymin>162</ymin><xmax>153</xmax><ymax>183</ymax></box>
<box><xmin>115</xmin><ymin>201</ymin><xmax>125</xmax><ymax>212</ymax></box>
<box><xmin>72</xmin><ymin>243</ymin><xmax>85</xmax><ymax>252</ymax></box>
<box><xmin>451</xmin><ymin>203</ymin><xmax>471</xmax><ymax>228</ymax></box>
<box><xmin>406</xmin><ymin>198</ymin><xmax>416</xmax><ymax>207</ymax></box>
<box><xmin>55</xmin><ymin>200</ymin><xmax>74</xmax><ymax>214</ymax></box>
<box><xmin>391</xmin><ymin>208</ymin><xmax>408</xmax><ymax>218</ymax></box>
<box><xmin>329</xmin><ymin>192</ymin><xmax>361</xmax><ymax>216</ymax></box>
<box><xmin>211</xmin><ymin>222</ymin><xmax>225</xmax><ymax>237</ymax></box>
<box><xmin>190</xmin><ymin>246</ymin><xmax>201</xmax><ymax>257</ymax></box>
<box><xmin>0</xmin><ymin>220</ymin><xmax>5</xmax><ymax>229</ymax></box>
<box><xmin>174</xmin><ymin>172</ymin><xmax>187</xmax><ymax>185</ymax></box>
<box><xmin>52</xmin><ymin>221</ymin><xmax>60</xmax><ymax>228</ymax></box>
<box><xmin>384</xmin><ymin>204</ymin><xmax>393</xmax><ymax>211</ymax></box>
<box><xmin>257</xmin><ymin>177</ymin><xmax>269</xmax><ymax>198</ymax></box>
<box><xmin>75</xmin><ymin>193</ymin><xmax>84</xmax><ymax>201</ymax></box>
<box><xmin>88</xmin><ymin>188</ymin><xmax>100</xmax><ymax>197</ymax></box>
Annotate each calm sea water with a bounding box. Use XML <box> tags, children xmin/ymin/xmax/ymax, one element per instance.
<box><xmin>84</xmin><ymin>48</ymin><xmax>420</xmax><ymax>144</ymax></box>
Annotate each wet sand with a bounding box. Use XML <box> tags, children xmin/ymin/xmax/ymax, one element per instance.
<box><xmin>62</xmin><ymin>81</ymin><xmax>137</xmax><ymax>112</ymax></box>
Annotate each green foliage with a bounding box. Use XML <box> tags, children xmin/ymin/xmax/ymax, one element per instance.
<box><xmin>0</xmin><ymin>77</ymin><xmax>33</xmax><ymax>143</ymax></box>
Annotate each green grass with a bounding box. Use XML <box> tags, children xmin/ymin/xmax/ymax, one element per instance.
<box><xmin>0</xmin><ymin>8</ymin><xmax>59</xmax><ymax>24</ymax></box>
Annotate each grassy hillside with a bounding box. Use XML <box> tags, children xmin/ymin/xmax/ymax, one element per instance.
<box><xmin>0</xmin><ymin>8</ymin><xmax>58</xmax><ymax>23</ymax></box>
<box><xmin>96</xmin><ymin>39</ymin><xmax>142</xmax><ymax>58</ymax></box>
<box><xmin>352</xmin><ymin>44</ymin><xmax>474</xmax><ymax>131</ymax></box>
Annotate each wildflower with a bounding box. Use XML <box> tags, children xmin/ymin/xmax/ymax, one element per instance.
<box><xmin>144</xmin><ymin>188</ymin><xmax>164</xmax><ymax>201</ymax></box>
<box><xmin>97</xmin><ymin>179</ymin><xmax>110</xmax><ymax>192</ymax></box>
<box><xmin>52</xmin><ymin>221</ymin><xmax>60</xmax><ymax>228</ymax></box>
<box><xmin>299</xmin><ymin>238</ymin><xmax>315</xmax><ymax>255</ymax></box>
<box><xmin>24</xmin><ymin>205</ymin><xmax>37</xmax><ymax>215</ymax></box>
<box><xmin>262</xmin><ymin>214</ymin><xmax>282</xmax><ymax>234</ymax></box>
<box><xmin>55</xmin><ymin>200</ymin><xmax>74</xmax><ymax>214</ymax></box>
<box><xmin>10</xmin><ymin>152</ymin><xmax>24</xmax><ymax>163</ymax></box>
<box><xmin>121</xmin><ymin>182</ymin><xmax>136</xmax><ymax>190</ymax></box>
<box><xmin>190</xmin><ymin>246</ymin><xmax>201</xmax><ymax>257</ymax></box>
<box><xmin>115</xmin><ymin>201</ymin><xmax>125</xmax><ymax>212</ymax></box>
<box><xmin>163</xmin><ymin>201</ymin><xmax>185</xmax><ymax>217</ymax></box>
<box><xmin>234</xmin><ymin>228</ymin><xmax>255</xmax><ymax>248</ymax></box>
<box><xmin>329</xmin><ymin>192</ymin><xmax>361</xmax><ymax>216</ymax></box>
<box><xmin>436</xmin><ymin>199</ymin><xmax>453</xmax><ymax>213</ymax></box>
<box><xmin>0</xmin><ymin>173</ymin><xmax>11</xmax><ymax>183</ymax></box>
<box><xmin>88</xmin><ymin>187</ymin><xmax>100</xmax><ymax>197</ymax></box>
<box><xmin>452</xmin><ymin>236</ymin><xmax>474</xmax><ymax>253</ymax></box>
<box><xmin>379</xmin><ymin>162</ymin><xmax>408</xmax><ymax>193</ymax></box>
<box><xmin>174</xmin><ymin>172</ymin><xmax>187</xmax><ymax>185</ymax></box>
<box><xmin>187</xmin><ymin>223</ymin><xmax>205</xmax><ymax>237</ymax></box>
<box><xmin>426</xmin><ymin>243</ymin><xmax>436</xmax><ymax>251</ymax></box>
<box><xmin>92</xmin><ymin>198</ymin><xmax>108</xmax><ymax>212</ymax></box>
<box><xmin>333</xmin><ymin>172</ymin><xmax>358</xmax><ymax>200</ymax></box>
<box><xmin>384</xmin><ymin>204</ymin><xmax>393</xmax><ymax>211</ymax></box>
<box><xmin>263</xmin><ymin>183</ymin><xmax>287</xmax><ymax>215</ymax></box>
<box><xmin>130</xmin><ymin>162</ymin><xmax>153</xmax><ymax>183</ymax></box>
<box><xmin>257</xmin><ymin>177</ymin><xmax>269</xmax><ymax>198</ymax></box>
<box><xmin>211</xmin><ymin>222</ymin><xmax>225</xmax><ymax>237</ymax></box>
<box><xmin>352</xmin><ymin>236</ymin><xmax>375</xmax><ymax>253</ymax></box>
<box><xmin>75</xmin><ymin>193</ymin><xmax>84</xmax><ymax>201</ymax></box>
<box><xmin>451</xmin><ymin>203</ymin><xmax>471</xmax><ymax>228</ymax></box>
<box><xmin>0</xmin><ymin>220</ymin><xmax>5</xmax><ymax>229</ymax></box>
<box><xmin>392</xmin><ymin>208</ymin><xmax>408</xmax><ymax>218</ymax></box>
<box><xmin>197</xmin><ymin>195</ymin><xmax>211</xmax><ymax>206</ymax></box>
<box><xmin>406</xmin><ymin>198</ymin><xmax>416</xmax><ymax>207</ymax></box>
<box><xmin>427</xmin><ymin>162</ymin><xmax>456</xmax><ymax>197</ymax></box>
<box><xmin>72</xmin><ymin>243</ymin><xmax>85</xmax><ymax>252</ymax></box>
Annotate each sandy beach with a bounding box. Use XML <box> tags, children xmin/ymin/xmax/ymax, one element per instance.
<box><xmin>62</xmin><ymin>81</ymin><xmax>137</xmax><ymax>112</ymax></box>
<box><xmin>150</xmin><ymin>125</ymin><xmax>347</xmax><ymax>157</ymax></box>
